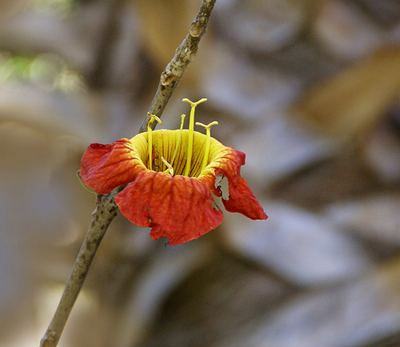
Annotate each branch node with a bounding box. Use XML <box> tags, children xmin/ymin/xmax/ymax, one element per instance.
<box><xmin>189</xmin><ymin>21</ymin><xmax>202</xmax><ymax>37</ymax></box>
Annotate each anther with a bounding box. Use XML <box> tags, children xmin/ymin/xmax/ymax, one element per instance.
<box><xmin>161</xmin><ymin>156</ymin><xmax>174</xmax><ymax>175</ymax></box>
<box><xmin>195</xmin><ymin>121</ymin><xmax>218</xmax><ymax>130</ymax></box>
<box><xmin>182</xmin><ymin>98</ymin><xmax>208</xmax><ymax>108</ymax></box>
<box><xmin>147</xmin><ymin>113</ymin><xmax>162</xmax><ymax>126</ymax></box>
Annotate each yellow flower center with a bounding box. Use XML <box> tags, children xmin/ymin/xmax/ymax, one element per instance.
<box><xmin>140</xmin><ymin>98</ymin><xmax>220</xmax><ymax>178</ymax></box>
<box><xmin>164</xmin><ymin>113</ymin><xmax>185</xmax><ymax>174</ymax></box>
<box><xmin>147</xmin><ymin>113</ymin><xmax>163</xmax><ymax>171</ymax></box>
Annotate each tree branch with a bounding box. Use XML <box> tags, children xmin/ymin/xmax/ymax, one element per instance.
<box><xmin>139</xmin><ymin>0</ymin><xmax>216</xmax><ymax>133</ymax></box>
<box><xmin>39</xmin><ymin>1</ymin><xmax>216</xmax><ymax>346</ymax></box>
<box><xmin>40</xmin><ymin>187</ymin><xmax>123</xmax><ymax>347</ymax></box>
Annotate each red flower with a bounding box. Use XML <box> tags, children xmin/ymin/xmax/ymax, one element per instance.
<box><xmin>80</xmin><ymin>99</ymin><xmax>267</xmax><ymax>245</ymax></box>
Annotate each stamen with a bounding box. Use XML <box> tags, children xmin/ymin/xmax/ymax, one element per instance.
<box><xmin>147</xmin><ymin>113</ymin><xmax>163</xmax><ymax>171</ymax></box>
<box><xmin>195</xmin><ymin>121</ymin><xmax>218</xmax><ymax>172</ymax></box>
<box><xmin>161</xmin><ymin>156</ymin><xmax>174</xmax><ymax>175</ymax></box>
<box><xmin>182</xmin><ymin>98</ymin><xmax>207</xmax><ymax>176</ymax></box>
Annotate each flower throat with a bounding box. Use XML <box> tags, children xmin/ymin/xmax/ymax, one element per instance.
<box><xmin>146</xmin><ymin>98</ymin><xmax>218</xmax><ymax>178</ymax></box>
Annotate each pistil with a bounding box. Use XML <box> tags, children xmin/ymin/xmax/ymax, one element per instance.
<box><xmin>147</xmin><ymin>113</ymin><xmax>162</xmax><ymax>171</ymax></box>
<box><xmin>182</xmin><ymin>98</ymin><xmax>207</xmax><ymax>176</ymax></box>
<box><xmin>195</xmin><ymin>121</ymin><xmax>218</xmax><ymax>172</ymax></box>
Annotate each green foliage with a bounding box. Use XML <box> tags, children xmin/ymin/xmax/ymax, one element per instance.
<box><xmin>33</xmin><ymin>0</ymin><xmax>76</xmax><ymax>16</ymax></box>
<box><xmin>0</xmin><ymin>51</ymin><xmax>85</xmax><ymax>93</ymax></box>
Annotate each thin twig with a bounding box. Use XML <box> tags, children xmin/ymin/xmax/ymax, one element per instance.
<box><xmin>40</xmin><ymin>188</ymin><xmax>123</xmax><ymax>347</ymax></box>
<box><xmin>140</xmin><ymin>0</ymin><xmax>217</xmax><ymax>133</ymax></box>
<box><xmin>39</xmin><ymin>1</ymin><xmax>217</xmax><ymax>346</ymax></box>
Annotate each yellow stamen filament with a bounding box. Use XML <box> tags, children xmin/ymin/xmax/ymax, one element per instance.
<box><xmin>161</xmin><ymin>156</ymin><xmax>174</xmax><ymax>175</ymax></box>
<box><xmin>147</xmin><ymin>113</ymin><xmax>162</xmax><ymax>171</ymax></box>
<box><xmin>195</xmin><ymin>121</ymin><xmax>218</xmax><ymax>172</ymax></box>
<box><xmin>182</xmin><ymin>98</ymin><xmax>207</xmax><ymax>176</ymax></box>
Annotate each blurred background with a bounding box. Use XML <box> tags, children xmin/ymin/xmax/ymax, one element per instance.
<box><xmin>2</xmin><ymin>0</ymin><xmax>400</xmax><ymax>346</ymax></box>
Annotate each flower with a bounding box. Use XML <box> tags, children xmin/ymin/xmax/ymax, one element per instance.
<box><xmin>80</xmin><ymin>98</ymin><xmax>267</xmax><ymax>245</ymax></box>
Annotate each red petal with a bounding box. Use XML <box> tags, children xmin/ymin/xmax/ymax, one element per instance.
<box><xmin>222</xmin><ymin>176</ymin><xmax>268</xmax><ymax>220</ymax></box>
<box><xmin>200</xmin><ymin>146</ymin><xmax>267</xmax><ymax>220</ymax></box>
<box><xmin>208</xmin><ymin>147</ymin><xmax>245</xmax><ymax>186</ymax></box>
<box><xmin>115</xmin><ymin>172</ymin><xmax>223</xmax><ymax>245</ymax></box>
<box><xmin>80</xmin><ymin>139</ymin><xmax>142</xmax><ymax>194</ymax></box>
<box><xmin>115</xmin><ymin>169</ymin><xmax>155</xmax><ymax>227</ymax></box>
<box><xmin>200</xmin><ymin>147</ymin><xmax>245</xmax><ymax>196</ymax></box>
